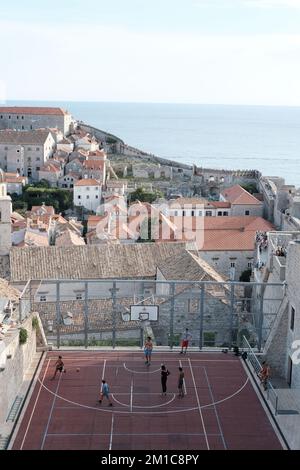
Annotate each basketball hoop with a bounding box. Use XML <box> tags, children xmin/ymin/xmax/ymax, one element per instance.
<box><xmin>139</xmin><ymin>312</ymin><xmax>149</xmax><ymax>321</ymax></box>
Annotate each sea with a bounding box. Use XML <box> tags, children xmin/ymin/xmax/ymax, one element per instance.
<box><xmin>6</xmin><ymin>100</ymin><xmax>300</xmax><ymax>187</ymax></box>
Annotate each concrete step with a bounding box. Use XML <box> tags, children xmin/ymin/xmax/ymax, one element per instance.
<box><xmin>0</xmin><ymin>435</ymin><xmax>9</xmax><ymax>450</ymax></box>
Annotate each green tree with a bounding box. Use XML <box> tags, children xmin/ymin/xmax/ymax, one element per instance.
<box><xmin>130</xmin><ymin>187</ymin><xmax>163</xmax><ymax>204</ymax></box>
<box><xmin>241</xmin><ymin>184</ymin><xmax>258</xmax><ymax>195</ymax></box>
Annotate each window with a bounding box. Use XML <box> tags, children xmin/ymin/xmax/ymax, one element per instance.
<box><xmin>198</xmin><ymin>211</ymin><xmax>202</xmax><ymax>216</ymax></box>
<box><xmin>17</xmin><ymin>149</ymin><xmax>20</xmax><ymax>153</ymax></box>
<box><xmin>191</xmin><ymin>210</ymin><xmax>195</xmax><ymax>216</ymax></box>
<box><xmin>223</xmin><ymin>212</ymin><xmax>228</xmax><ymax>216</ymax></box>
<box><xmin>36</xmin><ymin>157</ymin><xmax>40</xmax><ymax>161</ymax></box>
<box><xmin>174</xmin><ymin>210</ymin><xmax>178</xmax><ymax>216</ymax></box>
<box><xmin>21</xmin><ymin>126</ymin><xmax>24</xmax><ymax>130</ymax></box>
<box><xmin>36</xmin><ymin>147</ymin><xmax>40</xmax><ymax>151</ymax></box>
<box><xmin>95</xmin><ymin>195</ymin><xmax>99</xmax><ymax>199</ymax></box>
<box><xmin>188</xmin><ymin>299</ymin><xmax>199</xmax><ymax>313</ymax></box>
<box><xmin>78</xmin><ymin>195</ymin><xmax>81</xmax><ymax>199</ymax></box>
<box><xmin>28</xmin><ymin>147</ymin><xmax>32</xmax><ymax>151</ymax></box>
<box><xmin>40</xmin><ymin>295</ymin><xmax>46</xmax><ymax>302</ymax></box>
<box><xmin>217</xmin><ymin>211</ymin><xmax>222</xmax><ymax>216</ymax></box>
<box><xmin>36</xmin><ymin>167</ymin><xmax>40</xmax><ymax>171</ymax></box>
<box><xmin>86</xmin><ymin>195</ymin><xmax>90</xmax><ymax>199</ymax></box>
<box><xmin>247</xmin><ymin>262</ymin><xmax>252</xmax><ymax>269</ymax></box>
<box><xmin>245</xmin><ymin>210</ymin><xmax>250</xmax><ymax>216</ymax></box>
<box><xmin>22</xmin><ymin>116</ymin><xmax>24</xmax><ymax>119</ymax></box>
<box><xmin>76</xmin><ymin>293</ymin><xmax>83</xmax><ymax>300</ymax></box>
<box><xmin>0</xmin><ymin>115</ymin><xmax>2</xmax><ymax>119</ymax></box>
<box><xmin>4</xmin><ymin>146</ymin><xmax>8</xmax><ymax>150</ymax></box>
<box><xmin>206</xmin><ymin>211</ymin><xmax>212</xmax><ymax>216</ymax></box>
<box><xmin>182</xmin><ymin>210</ymin><xmax>185</xmax><ymax>216</ymax></box>
<box><xmin>8</xmin><ymin>115</ymin><xmax>11</xmax><ymax>119</ymax></box>
<box><xmin>230</xmin><ymin>262</ymin><xmax>235</xmax><ymax>268</ymax></box>
<box><xmin>95</xmin><ymin>187</ymin><xmax>99</xmax><ymax>190</ymax></box>
<box><xmin>290</xmin><ymin>306</ymin><xmax>295</xmax><ymax>331</ymax></box>
<box><xmin>17</xmin><ymin>116</ymin><xmax>19</xmax><ymax>119</ymax></box>
<box><xmin>30</xmin><ymin>125</ymin><xmax>33</xmax><ymax>130</ymax></box>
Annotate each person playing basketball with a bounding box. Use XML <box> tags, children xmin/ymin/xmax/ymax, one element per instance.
<box><xmin>180</xmin><ymin>328</ymin><xmax>192</xmax><ymax>354</ymax></box>
<box><xmin>144</xmin><ymin>336</ymin><xmax>153</xmax><ymax>366</ymax></box>
<box><xmin>51</xmin><ymin>355</ymin><xmax>66</xmax><ymax>380</ymax></box>
<box><xmin>99</xmin><ymin>379</ymin><xmax>113</xmax><ymax>406</ymax></box>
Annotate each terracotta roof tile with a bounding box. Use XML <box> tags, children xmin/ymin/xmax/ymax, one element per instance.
<box><xmin>0</xmin><ymin>106</ymin><xmax>68</xmax><ymax>116</ymax></box>
<box><xmin>221</xmin><ymin>185</ymin><xmax>262</xmax><ymax>205</ymax></box>
<box><xmin>75</xmin><ymin>178</ymin><xmax>100</xmax><ymax>186</ymax></box>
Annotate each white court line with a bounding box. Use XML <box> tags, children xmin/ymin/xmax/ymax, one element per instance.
<box><xmin>188</xmin><ymin>358</ymin><xmax>210</xmax><ymax>450</ymax></box>
<box><xmin>123</xmin><ymin>363</ymin><xmax>160</xmax><ymax>374</ymax></box>
<box><xmin>109</xmin><ymin>414</ymin><xmax>114</xmax><ymax>451</ymax></box>
<box><xmin>36</xmin><ymin>376</ymin><xmax>249</xmax><ymax>415</ymax></box>
<box><xmin>130</xmin><ymin>380</ymin><xmax>133</xmax><ymax>412</ymax></box>
<box><xmin>48</xmin><ymin>432</ymin><xmax>222</xmax><ymax>437</ymax></box>
<box><xmin>20</xmin><ymin>359</ymin><xmax>51</xmax><ymax>450</ymax></box>
<box><xmin>102</xmin><ymin>359</ymin><xmax>107</xmax><ymax>380</ymax></box>
<box><xmin>203</xmin><ymin>366</ymin><xmax>227</xmax><ymax>450</ymax></box>
<box><xmin>112</xmin><ymin>393</ymin><xmax>176</xmax><ymax>409</ymax></box>
<box><xmin>46</xmin><ymin>356</ymin><xmax>238</xmax><ymax>363</ymax></box>
<box><xmin>41</xmin><ymin>371</ymin><xmax>62</xmax><ymax>450</ymax></box>
<box><xmin>179</xmin><ymin>360</ymin><xmax>187</xmax><ymax>396</ymax></box>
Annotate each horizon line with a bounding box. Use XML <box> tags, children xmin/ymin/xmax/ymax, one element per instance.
<box><xmin>3</xmin><ymin>99</ymin><xmax>300</xmax><ymax>109</ymax></box>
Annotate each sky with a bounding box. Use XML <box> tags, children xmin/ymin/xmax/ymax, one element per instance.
<box><xmin>1</xmin><ymin>0</ymin><xmax>300</xmax><ymax>105</ymax></box>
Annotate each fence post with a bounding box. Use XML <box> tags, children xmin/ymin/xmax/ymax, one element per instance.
<box><xmin>257</xmin><ymin>292</ymin><xmax>264</xmax><ymax>352</ymax></box>
<box><xmin>199</xmin><ymin>285</ymin><xmax>205</xmax><ymax>350</ymax></box>
<box><xmin>230</xmin><ymin>283</ymin><xmax>235</xmax><ymax>348</ymax></box>
<box><xmin>110</xmin><ymin>282</ymin><xmax>118</xmax><ymax>349</ymax></box>
<box><xmin>56</xmin><ymin>281</ymin><xmax>61</xmax><ymax>349</ymax></box>
<box><xmin>84</xmin><ymin>281</ymin><xmax>88</xmax><ymax>349</ymax></box>
<box><xmin>169</xmin><ymin>283</ymin><xmax>175</xmax><ymax>350</ymax></box>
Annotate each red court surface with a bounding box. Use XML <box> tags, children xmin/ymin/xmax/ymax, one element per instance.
<box><xmin>12</xmin><ymin>351</ymin><xmax>283</xmax><ymax>450</ymax></box>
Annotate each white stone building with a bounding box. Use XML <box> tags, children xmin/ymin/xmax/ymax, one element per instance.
<box><xmin>105</xmin><ymin>179</ymin><xmax>127</xmax><ymax>197</ymax></box>
<box><xmin>38</xmin><ymin>161</ymin><xmax>63</xmax><ymax>187</ymax></box>
<box><xmin>0</xmin><ymin>106</ymin><xmax>74</xmax><ymax>136</ymax></box>
<box><xmin>58</xmin><ymin>173</ymin><xmax>79</xmax><ymax>189</ymax></box>
<box><xmin>221</xmin><ymin>185</ymin><xmax>263</xmax><ymax>217</ymax></box>
<box><xmin>167</xmin><ymin>215</ymin><xmax>274</xmax><ymax>280</ymax></box>
<box><xmin>168</xmin><ymin>197</ymin><xmax>231</xmax><ymax>217</ymax></box>
<box><xmin>0</xmin><ymin>171</ymin><xmax>12</xmax><ymax>255</ymax></box>
<box><xmin>4</xmin><ymin>173</ymin><xmax>27</xmax><ymax>195</ymax></box>
<box><xmin>0</xmin><ymin>130</ymin><xmax>55</xmax><ymax>181</ymax></box>
<box><xmin>73</xmin><ymin>178</ymin><xmax>102</xmax><ymax>213</ymax></box>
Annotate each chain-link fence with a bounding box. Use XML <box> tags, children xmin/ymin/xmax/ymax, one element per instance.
<box><xmin>19</xmin><ymin>279</ymin><xmax>284</xmax><ymax>350</ymax></box>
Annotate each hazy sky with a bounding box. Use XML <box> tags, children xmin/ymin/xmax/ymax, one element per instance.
<box><xmin>1</xmin><ymin>0</ymin><xmax>300</xmax><ymax>105</ymax></box>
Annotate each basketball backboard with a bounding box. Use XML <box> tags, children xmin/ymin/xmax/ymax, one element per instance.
<box><xmin>130</xmin><ymin>305</ymin><xmax>158</xmax><ymax>322</ymax></box>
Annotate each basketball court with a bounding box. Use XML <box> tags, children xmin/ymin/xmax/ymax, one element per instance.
<box><xmin>11</xmin><ymin>351</ymin><xmax>284</xmax><ymax>450</ymax></box>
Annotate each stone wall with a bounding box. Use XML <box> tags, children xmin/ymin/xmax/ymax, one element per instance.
<box><xmin>0</xmin><ymin>314</ymin><xmax>37</xmax><ymax>425</ymax></box>
<box><xmin>199</xmin><ymin>250</ymin><xmax>254</xmax><ymax>281</ymax></box>
<box><xmin>0</xmin><ymin>113</ymin><xmax>70</xmax><ymax>136</ymax></box>
<box><xmin>285</xmin><ymin>241</ymin><xmax>300</xmax><ymax>388</ymax></box>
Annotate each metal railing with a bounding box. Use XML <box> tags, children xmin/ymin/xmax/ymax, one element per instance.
<box><xmin>242</xmin><ymin>335</ymin><xmax>278</xmax><ymax>415</ymax></box>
